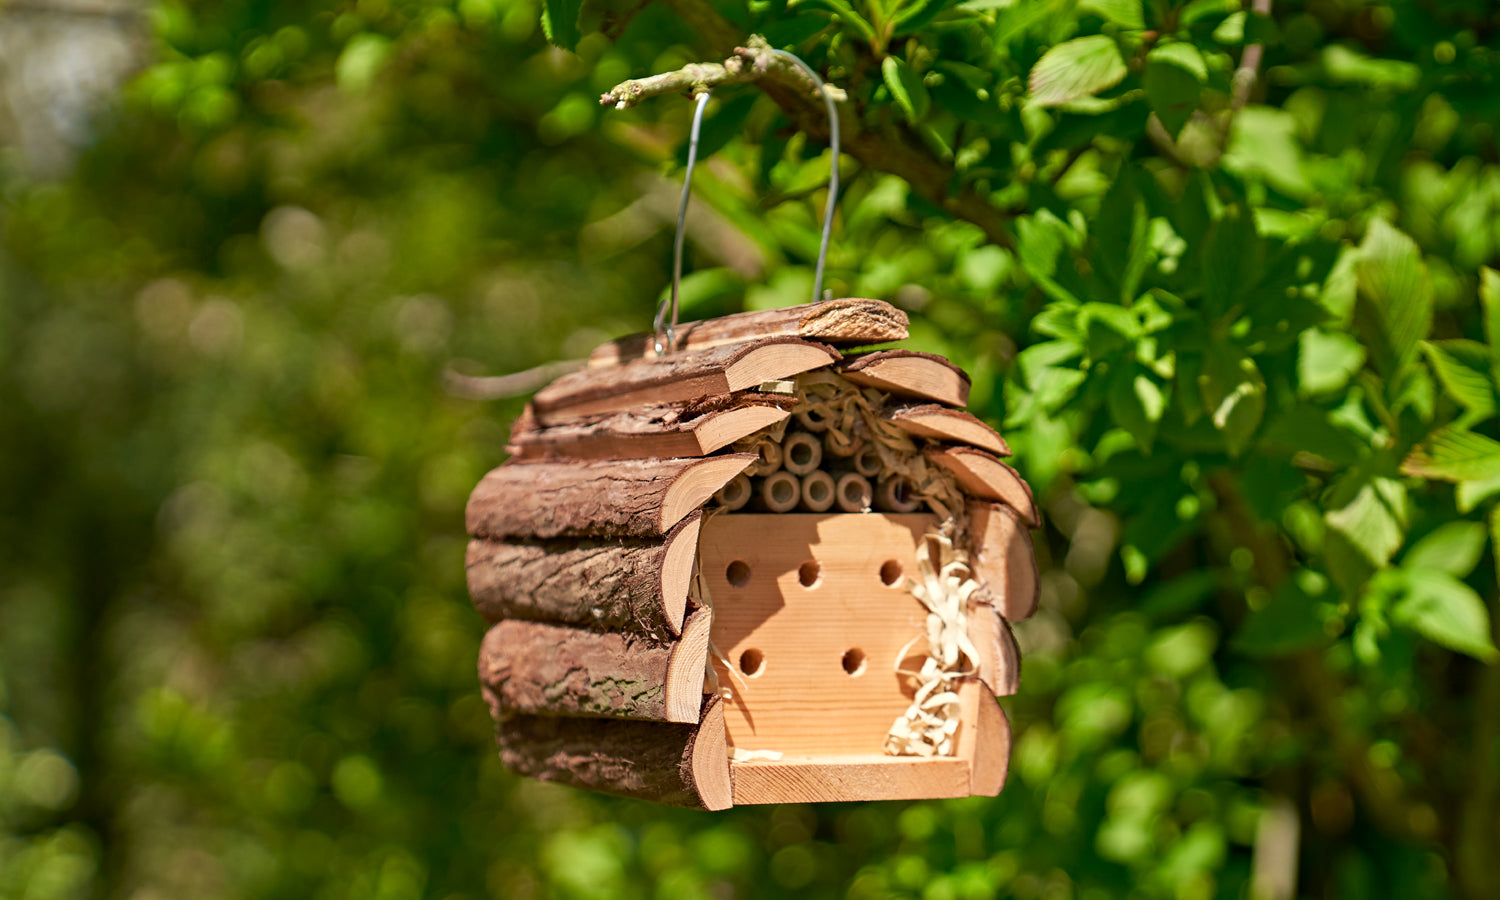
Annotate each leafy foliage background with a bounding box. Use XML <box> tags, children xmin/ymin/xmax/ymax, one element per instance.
<box><xmin>2</xmin><ymin>0</ymin><xmax>1499</xmax><ymax>898</ymax></box>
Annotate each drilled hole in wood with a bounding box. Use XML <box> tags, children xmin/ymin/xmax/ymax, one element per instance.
<box><xmin>842</xmin><ymin>648</ymin><xmax>867</xmax><ymax>676</ymax></box>
<box><xmin>879</xmin><ymin>560</ymin><xmax>903</xmax><ymax>586</ymax></box>
<box><xmin>739</xmin><ymin>648</ymin><xmax>765</xmax><ymax>677</ymax></box>
<box><xmin>798</xmin><ymin>560</ymin><xmax>822</xmax><ymax>588</ymax></box>
<box><xmin>726</xmin><ymin>560</ymin><xmax>751</xmax><ymax>587</ymax></box>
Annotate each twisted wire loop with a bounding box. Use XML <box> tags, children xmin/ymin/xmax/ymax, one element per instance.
<box><xmin>655</xmin><ymin>89</ymin><xmax>712</xmax><ymax>356</ymax></box>
<box><xmin>655</xmin><ymin>49</ymin><xmax>842</xmax><ymax>355</ymax></box>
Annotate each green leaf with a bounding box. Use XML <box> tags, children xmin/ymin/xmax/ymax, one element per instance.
<box><xmin>1080</xmin><ymin>0</ymin><xmax>1143</xmax><ymax>28</ymax></box>
<box><xmin>1423</xmin><ymin>340</ymin><xmax>1496</xmax><ymax>419</ymax></box>
<box><xmin>1458</xmin><ymin>471</ymin><xmax>1500</xmax><ymax>513</ymax></box>
<box><xmin>1404</xmin><ymin>522</ymin><xmax>1485</xmax><ymax>577</ymax></box>
<box><xmin>1144</xmin><ymin>43</ymin><xmax>1206</xmax><ymax>137</ymax></box>
<box><xmin>1201</xmin><ymin>205</ymin><xmax>1263</xmax><ymax>318</ymax></box>
<box><xmin>539</xmin><ymin>0</ymin><xmax>583</xmax><ymax>50</ymax></box>
<box><xmin>990</xmin><ymin>0</ymin><xmax>1061</xmax><ymax>47</ymax></box>
<box><xmin>1326</xmin><ymin>475</ymin><xmax>1408</xmax><ymax>568</ymax></box>
<box><xmin>1391</xmin><ymin>569</ymin><xmax>1499</xmax><ymax>663</ymax></box>
<box><xmin>1402</xmin><ymin>427</ymin><xmax>1500</xmax><ymax>482</ymax></box>
<box><xmin>1482</xmin><ymin>268</ymin><xmax>1500</xmax><ymax>374</ymax></box>
<box><xmin>1298</xmin><ymin>328</ymin><xmax>1366</xmax><ymax>398</ymax></box>
<box><xmin>1323</xmin><ymin>45</ymin><xmax>1421</xmax><ymax>91</ymax></box>
<box><xmin>799</xmin><ymin>0</ymin><xmax>880</xmax><ymax>44</ymax></box>
<box><xmin>1354</xmin><ymin>219</ymin><xmax>1433</xmax><ymax>379</ymax></box>
<box><xmin>1221</xmin><ymin>107</ymin><xmax>1313</xmax><ymax>199</ymax></box>
<box><xmin>1107</xmin><ymin>369</ymin><xmax>1161</xmax><ymax>452</ymax></box>
<box><xmin>1028</xmin><ymin>35</ymin><xmax>1128</xmax><ymax>108</ymax></box>
<box><xmin>1199</xmin><ymin>351</ymin><xmax>1265</xmax><ymax>455</ymax></box>
<box><xmin>882</xmin><ymin>56</ymin><xmax>931</xmax><ymax>124</ymax></box>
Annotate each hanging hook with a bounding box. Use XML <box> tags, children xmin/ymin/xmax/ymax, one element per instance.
<box><xmin>655</xmin><ymin>89</ymin><xmax>712</xmax><ymax>356</ymax></box>
<box><xmin>657</xmin><ymin>50</ymin><xmax>842</xmax><ymax>354</ymax></box>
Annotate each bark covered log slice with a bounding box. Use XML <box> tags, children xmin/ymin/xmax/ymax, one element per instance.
<box><xmin>925</xmin><ymin>447</ymin><xmax>1039</xmax><ymax>527</ymax></box>
<box><xmin>508</xmin><ymin>401</ymin><xmax>792</xmax><ymax>461</ymax></box>
<box><xmin>588</xmin><ymin>298</ymin><xmax>910</xmax><ymax>366</ymax></box>
<box><xmin>837</xmin><ymin>350</ymin><xmax>972</xmax><ymax>408</ymax></box>
<box><xmin>534</xmin><ymin>337</ymin><xmax>838</xmax><ymax>423</ymax></box>
<box><xmin>466</xmin><ymin>513</ymin><xmax>702</xmax><ymax>638</ymax></box>
<box><xmin>479</xmin><ymin>609</ymin><xmax>711</xmax><ymax>723</ymax></box>
<box><xmin>966</xmin><ymin>500</ymin><xmax>1040</xmax><ymax>622</ymax></box>
<box><xmin>885</xmin><ymin>404</ymin><xmax>1010</xmax><ymax>457</ymax></box>
<box><xmin>498</xmin><ymin>696</ymin><xmax>731</xmax><ymax>810</ymax></box>
<box><xmin>466</xmin><ymin>454</ymin><xmax>754</xmax><ymax>540</ymax></box>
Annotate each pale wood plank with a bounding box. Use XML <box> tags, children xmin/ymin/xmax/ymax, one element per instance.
<box><xmin>886</xmin><ymin>404</ymin><xmax>1011</xmax><ymax>456</ymax></box>
<box><xmin>700</xmin><ymin>512</ymin><xmax>940</xmax><ymax>756</ymax></box>
<box><xmin>967</xmin><ymin>500</ymin><xmax>1040</xmax><ymax>622</ymax></box>
<box><xmin>534</xmin><ymin>338</ymin><xmax>837</xmax><ymax>424</ymax></box>
<box><xmin>466</xmin><ymin>454</ymin><xmax>754</xmax><ymax>539</ymax></box>
<box><xmin>838</xmin><ymin>350</ymin><xmax>971</xmax><ymax>407</ymax></box>
<box><xmin>729</xmin><ymin>755</ymin><xmax>971</xmax><ymax>804</ymax></box>
<box><xmin>589</xmin><ymin>298</ymin><xmax>909</xmax><ymax>366</ymax></box>
<box><xmin>925</xmin><ymin>447</ymin><xmax>1039</xmax><ymax>527</ymax></box>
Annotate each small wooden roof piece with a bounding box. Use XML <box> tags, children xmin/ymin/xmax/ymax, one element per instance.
<box><xmin>464</xmin><ymin>299</ymin><xmax>1041</xmax><ymax>810</ymax></box>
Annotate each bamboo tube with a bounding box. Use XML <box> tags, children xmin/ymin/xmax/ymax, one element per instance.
<box><xmin>759</xmin><ymin>471</ymin><xmax>801</xmax><ymax>512</ymax></box>
<box><xmin>852</xmin><ymin>443</ymin><xmax>883</xmax><ymax>477</ymax></box>
<box><xmin>782</xmin><ymin>432</ymin><xmax>823</xmax><ymax>475</ymax></box>
<box><xmin>745</xmin><ymin>439</ymin><xmax>783</xmax><ymax>476</ymax></box>
<box><xmin>875</xmin><ymin>475</ymin><xmax>921</xmax><ymax>513</ymax></box>
<box><xmin>794</xmin><ymin>404</ymin><xmax>834</xmax><ymax>432</ymax></box>
<box><xmin>824</xmin><ymin>428</ymin><xmax>863</xmax><ymax>458</ymax></box>
<box><xmin>714</xmin><ymin>474</ymin><xmax>753</xmax><ymax>511</ymax></box>
<box><xmin>835</xmin><ymin>472</ymin><xmax>873</xmax><ymax>512</ymax></box>
<box><xmin>799</xmin><ymin>470</ymin><xmax>836</xmax><ymax>512</ymax></box>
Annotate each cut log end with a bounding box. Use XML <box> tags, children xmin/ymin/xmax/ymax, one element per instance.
<box><xmin>968</xmin><ymin>690</ymin><xmax>1012</xmax><ymax>797</ymax></box>
<box><xmin>690</xmin><ymin>699</ymin><xmax>732</xmax><ymax>811</ymax></box>
<box><xmin>967</xmin><ymin>500</ymin><xmax>1041</xmax><ymax>622</ymax></box>
<box><xmin>839</xmin><ymin>351</ymin><xmax>972</xmax><ymax>407</ymax></box>
<box><xmin>663</xmin><ymin>454</ymin><xmax>757</xmax><ymax>529</ymax></box>
<box><xmin>665</xmin><ymin>609</ymin><xmax>713</xmax><ymax>724</ymax></box>
<box><xmin>928</xmin><ymin>448</ymin><xmax>1039</xmax><ymax>528</ymax></box>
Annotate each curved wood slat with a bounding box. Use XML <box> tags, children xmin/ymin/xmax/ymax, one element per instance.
<box><xmin>966</xmin><ymin>500</ymin><xmax>1041</xmax><ymax>622</ymax></box>
<box><xmin>885</xmin><ymin>404</ymin><xmax>1010</xmax><ymax>456</ymax></box>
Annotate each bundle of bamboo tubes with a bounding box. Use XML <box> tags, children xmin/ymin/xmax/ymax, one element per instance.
<box><xmin>712</xmin><ymin>419</ymin><xmax>929</xmax><ymax>515</ymax></box>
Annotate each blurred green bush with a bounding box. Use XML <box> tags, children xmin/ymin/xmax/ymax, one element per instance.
<box><xmin>2</xmin><ymin>0</ymin><xmax>1499</xmax><ymax>898</ymax></box>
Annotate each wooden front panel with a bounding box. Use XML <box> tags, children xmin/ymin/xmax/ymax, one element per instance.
<box><xmin>700</xmin><ymin>513</ymin><xmax>938</xmax><ymax>756</ymax></box>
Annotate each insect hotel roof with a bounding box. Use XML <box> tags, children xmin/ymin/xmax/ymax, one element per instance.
<box><xmin>466</xmin><ymin>298</ymin><xmax>1040</xmax><ymax>810</ymax></box>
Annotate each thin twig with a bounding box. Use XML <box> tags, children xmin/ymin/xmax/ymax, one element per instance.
<box><xmin>601</xmin><ymin>14</ymin><xmax>1020</xmax><ymax>247</ymax></box>
<box><xmin>601</xmin><ymin>36</ymin><xmax>847</xmax><ymax>109</ymax></box>
<box><xmin>1232</xmin><ymin>0</ymin><xmax>1274</xmax><ymax>110</ymax></box>
<box><xmin>443</xmin><ymin>359</ymin><xmax>585</xmax><ymax>400</ymax></box>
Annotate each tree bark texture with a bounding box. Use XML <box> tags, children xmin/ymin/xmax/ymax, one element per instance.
<box><xmin>588</xmin><ymin>298</ymin><xmax>909</xmax><ymax>365</ymax></box>
<box><xmin>495</xmin><ymin>697</ymin><xmax>730</xmax><ymax>810</ymax></box>
<box><xmin>480</xmin><ymin>618</ymin><xmax>706</xmax><ymax>722</ymax></box>
<box><xmin>466</xmin><ymin>455</ymin><xmax>753</xmax><ymax>540</ymax></box>
<box><xmin>466</xmin><ymin>515</ymin><xmax>699</xmax><ymax>640</ymax></box>
<box><xmin>532</xmin><ymin>337</ymin><xmax>836</xmax><ymax>423</ymax></box>
<box><xmin>508</xmin><ymin>398</ymin><xmax>791</xmax><ymax>461</ymax></box>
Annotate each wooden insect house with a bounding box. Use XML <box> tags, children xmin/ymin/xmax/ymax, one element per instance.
<box><xmin>464</xmin><ymin>298</ymin><xmax>1040</xmax><ymax>810</ymax></box>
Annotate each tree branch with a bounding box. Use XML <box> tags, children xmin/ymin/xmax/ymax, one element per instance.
<box><xmin>1232</xmin><ymin>0</ymin><xmax>1274</xmax><ymax>111</ymax></box>
<box><xmin>601</xmin><ymin>13</ymin><xmax>1019</xmax><ymax>247</ymax></box>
